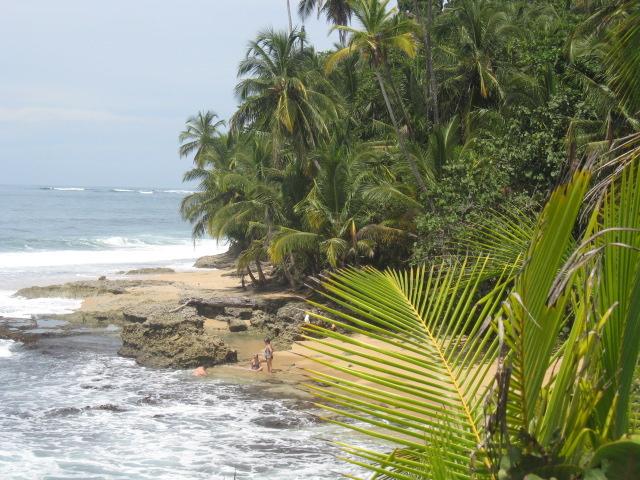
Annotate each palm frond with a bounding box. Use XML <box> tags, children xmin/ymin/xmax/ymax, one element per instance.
<box><xmin>301</xmin><ymin>258</ymin><xmax>514</xmax><ymax>479</ymax></box>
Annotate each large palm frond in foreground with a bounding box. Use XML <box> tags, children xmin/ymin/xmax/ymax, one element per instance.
<box><xmin>302</xmin><ymin>257</ymin><xmax>512</xmax><ymax>479</ymax></box>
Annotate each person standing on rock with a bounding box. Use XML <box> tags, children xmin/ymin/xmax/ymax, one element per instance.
<box><xmin>263</xmin><ymin>338</ymin><xmax>274</xmax><ymax>374</ymax></box>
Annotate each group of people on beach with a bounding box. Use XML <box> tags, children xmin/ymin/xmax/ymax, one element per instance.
<box><xmin>193</xmin><ymin>338</ymin><xmax>274</xmax><ymax>377</ymax></box>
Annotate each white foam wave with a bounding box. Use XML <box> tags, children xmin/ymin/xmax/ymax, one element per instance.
<box><xmin>0</xmin><ymin>291</ymin><xmax>81</xmax><ymax>319</ymax></box>
<box><xmin>50</xmin><ymin>187</ymin><xmax>85</xmax><ymax>191</ymax></box>
<box><xmin>0</xmin><ymin>339</ymin><xmax>17</xmax><ymax>358</ymax></box>
<box><xmin>112</xmin><ymin>188</ymin><xmax>134</xmax><ymax>192</ymax></box>
<box><xmin>138</xmin><ymin>190</ymin><xmax>153</xmax><ymax>194</ymax></box>
<box><xmin>0</xmin><ymin>239</ymin><xmax>227</xmax><ymax>269</ymax></box>
<box><xmin>96</xmin><ymin>236</ymin><xmax>149</xmax><ymax>248</ymax></box>
<box><xmin>161</xmin><ymin>189</ymin><xmax>194</xmax><ymax>195</ymax></box>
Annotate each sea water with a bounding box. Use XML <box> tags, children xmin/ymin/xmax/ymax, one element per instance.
<box><xmin>0</xmin><ymin>185</ymin><xmax>366</xmax><ymax>479</ymax></box>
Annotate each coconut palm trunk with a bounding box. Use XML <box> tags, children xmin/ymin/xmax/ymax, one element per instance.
<box><xmin>426</xmin><ymin>0</ymin><xmax>439</xmax><ymax>124</ymax></box>
<box><xmin>413</xmin><ymin>0</ymin><xmax>439</xmax><ymax>124</ymax></box>
<box><xmin>383</xmin><ymin>62</ymin><xmax>414</xmax><ymax>136</ymax></box>
<box><xmin>287</xmin><ymin>0</ymin><xmax>293</xmax><ymax>33</ymax></box>
<box><xmin>255</xmin><ymin>259</ymin><xmax>266</xmax><ymax>285</ymax></box>
<box><xmin>246</xmin><ymin>265</ymin><xmax>258</xmax><ymax>284</ymax></box>
<box><xmin>374</xmin><ymin>70</ymin><xmax>429</xmax><ymax>196</ymax></box>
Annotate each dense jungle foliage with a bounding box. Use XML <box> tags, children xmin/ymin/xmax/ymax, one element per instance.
<box><xmin>179</xmin><ymin>0</ymin><xmax>638</xmax><ymax>289</ymax></box>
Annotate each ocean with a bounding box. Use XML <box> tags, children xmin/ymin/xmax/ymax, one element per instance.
<box><xmin>0</xmin><ymin>184</ymin><xmax>224</xmax><ymax>318</ymax></box>
<box><xmin>0</xmin><ymin>185</ymin><xmax>362</xmax><ymax>479</ymax></box>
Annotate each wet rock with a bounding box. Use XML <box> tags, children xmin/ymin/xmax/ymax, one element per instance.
<box><xmin>92</xmin><ymin>404</ymin><xmax>126</xmax><ymax>413</ymax></box>
<box><xmin>251</xmin><ymin>414</ymin><xmax>319</xmax><ymax>429</ymax></box>
<box><xmin>0</xmin><ymin>325</ymin><xmax>38</xmax><ymax>345</ymax></box>
<box><xmin>226</xmin><ymin>307</ymin><xmax>252</xmax><ymax>320</ymax></box>
<box><xmin>228</xmin><ymin>319</ymin><xmax>248</xmax><ymax>332</ymax></box>
<box><xmin>118</xmin><ymin>309</ymin><xmax>238</xmax><ymax>368</ymax></box>
<box><xmin>47</xmin><ymin>407</ymin><xmax>83</xmax><ymax>417</ymax></box>
<box><xmin>54</xmin><ymin>310</ymin><xmax>125</xmax><ymax>327</ymax></box>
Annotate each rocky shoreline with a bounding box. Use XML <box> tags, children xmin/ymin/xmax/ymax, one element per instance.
<box><xmin>2</xmin><ymin>253</ymin><xmax>327</xmax><ymax>372</ymax></box>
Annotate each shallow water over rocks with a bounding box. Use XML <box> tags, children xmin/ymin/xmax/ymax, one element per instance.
<box><xmin>0</xmin><ymin>329</ymin><xmax>371</xmax><ymax>479</ymax></box>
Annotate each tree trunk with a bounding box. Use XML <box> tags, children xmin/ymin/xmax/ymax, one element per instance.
<box><xmin>246</xmin><ymin>266</ymin><xmax>258</xmax><ymax>285</ymax></box>
<box><xmin>413</xmin><ymin>0</ymin><xmax>431</xmax><ymax>120</ymax></box>
<box><xmin>283</xmin><ymin>256</ymin><xmax>297</xmax><ymax>290</ymax></box>
<box><xmin>375</xmin><ymin>70</ymin><xmax>429</xmax><ymax>196</ymax></box>
<box><xmin>286</xmin><ymin>0</ymin><xmax>293</xmax><ymax>33</ymax></box>
<box><xmin>255</xmin><ymin>259</ymin><xmax>266</xmax><ymax>285</ymax></box>
<box><xmin>383</xmin><ymin>63</ymin><xmax>414</xmax><ymax>136</ymax></box>
<box><xmin>427</xmin><ymin>0</ymin><xmax>440</xmax><ymax>124</ymax></box>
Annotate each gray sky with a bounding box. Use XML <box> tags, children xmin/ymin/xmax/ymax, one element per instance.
<box><xmin>0</xmin><ymin>1</ymin><xmax>339</xmax><ymax>188</ymax></box>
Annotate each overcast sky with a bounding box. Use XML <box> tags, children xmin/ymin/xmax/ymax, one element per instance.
<box><xmin>0</xmin><ymin>1</ymin><xmax>342</xmax><ymax>188</ymax></box>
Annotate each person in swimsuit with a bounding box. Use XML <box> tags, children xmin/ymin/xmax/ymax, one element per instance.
<box><xmin>250</xmin><ymin>354</ymin><xmax>263</xmax><ymax>372</ymax></box>
<box><xmin>263</xmin><ymin>338</ymin><xmax>274</xmax><ymax>374</ymax></box>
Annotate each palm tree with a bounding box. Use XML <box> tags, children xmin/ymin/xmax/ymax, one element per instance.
<box><xmin>178</xmin><ymin>111</ymin><xmax>225</xmax><ymax>168</ymax></box>
<box><xmin>270</xmin><ymin>141</ymin><xmax>418</xmax><ymax>270</ymax></box>
<box><xmin>325</xmin><ymin>0</ymin><xmax>430</xmax><ymax>196</ymax></box>
<box><xmin>231</xmin><ymin>28</ymin><xmax>339</xmax><ymax>172</ymax></box>
<box><xmin>269</xmin><ymin>143</ymin><xmax>372</xmax><ymax>270</ymax></box>
<box><xmin>439</xmin><ymin>0</ymin><xmax>514</xmax><ymax>110</ymax></box>
<box><xmin>298</xmin><ymin>0</ymin><xmax>353</xmax><ymax>42</ymax></box>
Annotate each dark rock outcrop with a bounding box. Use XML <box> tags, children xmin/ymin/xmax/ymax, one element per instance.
<box><xmin>182</xmin><ymin>296</ymin><xmax>297</xmax><ymax>316</ymax></box>
<box><xmin>0</xmin><ymin>325</ymin><xmax>38</xmax><ymax>345</ymax></box>
<box><xmin>228</xmin><ymin>319</ymin><xmax>248</xmax><ymax>332</ymax></box>
<box><xmin>193</xmin><ymin>250</ymin><xmax>237</xmax><ymax>269</ymax></box>
<box><xmin>118</xmin><ymin>308</ymin><xmax>237</xmax><ymax>368</ymax></box>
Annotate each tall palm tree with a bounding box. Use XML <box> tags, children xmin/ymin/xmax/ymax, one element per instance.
<box><xmin>325</xmin><ymin>0</ymin><xmax>430</xmax><ymax>196</ymax></box>
<box><xmin>178</xmin><ymin>111</ymin><xmax>225</xmax><ymax>168</ymax></box>
<box><xmin>439</xmin><ymin>0</ymin><xmax>514</xmax><ymax>109</ymax></box>
<box><xmin>231</xmin><ymin>29</ymin><xmax>339</xmax><ymax>172</ymax></box>
<box><xmin>298</xmin><ymin>0</ymin><xmax>353</xmax><ymax>42</ymax></box>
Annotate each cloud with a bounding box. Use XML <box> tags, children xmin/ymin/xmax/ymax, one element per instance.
<box><xmin>0</xmin><ymin>106</ymin><xmax>153</xmax><ymax>124</ymax></box>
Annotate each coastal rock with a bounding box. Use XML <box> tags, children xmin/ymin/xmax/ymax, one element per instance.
<box><xmin>56</xmin><ymin>309</ymin><xmax>125</xmax><ymax>326</ymax></box>
<box><xmin>14</xmin><ymin>280</ymin><xmax>169</xmax><ymax>300</ymax></box>
<box><xmin>193</xmin><ymin>250</ymin><xmax>236</xmax><ymax>270</ymax></box>
<box><xmin>0</xmin><ymin>325</ymin><xmax>38</xmax><ymax>345</ymax></box>
<box><xmin>249</xmin><ymin>310</ymin><xmax>275</xmax><ymax>328</ymax></box>
<box><xmin>121</xmin><ymin>267</ymin><xmax>175</xmax><ymax>275</ymax></box>
<box><xmin>228</xmin><ymin>319</ymin><xmax>248</xmax><ymax>332</ymax></box>
<box><xmin>265</xmin><ymin>302</ymin><xmax>326</xmax><ymax>347</ymax></box>
<box><xmin>118</xmin><ymin>309</ymin><xmax>237</xmax><ymax>368</ymax></box>
<box><xmin>182</xmin><ymin>295</ymin><xmax>298</xmax><ymax>317</ymax></box>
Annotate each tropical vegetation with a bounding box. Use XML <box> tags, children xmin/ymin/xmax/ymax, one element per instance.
<box><xmin>178</xmin><ymin>0</ymin><xmax>639</xmax><ymax>477</ymax></box>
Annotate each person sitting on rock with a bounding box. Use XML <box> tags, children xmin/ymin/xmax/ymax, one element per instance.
<box><xmin>263</xmin><ymin>338</ymin><xmax>274</xmax><ymax>374</ymax></box>
<box><xmin>250</xmin><ymin>354</ymin><xmax>263</xmax><ymax>372</ymax></box>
